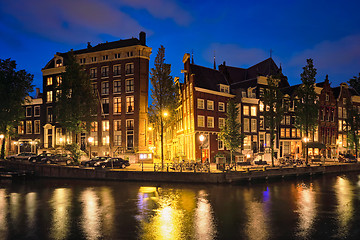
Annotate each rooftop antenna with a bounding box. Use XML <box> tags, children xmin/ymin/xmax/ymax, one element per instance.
<box><xmin>191</xmin><ymin>50</ymin><xmax>194</xmax><ymax>64</ymax></box>
<box><xmin>213</xmin><ymin>50</ymin><xmax>216</xmax><ymax>70</ymax></box>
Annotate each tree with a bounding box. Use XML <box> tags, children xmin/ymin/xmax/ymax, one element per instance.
<box><xmin>0</xmin><ymin>59</ymin><xmax>33</xmax><ymax>159</ymax></box>
<box><xmin>219</xmin><ymin>99</ymin><xmax>243</xmax><ymax>165</ymax></box>
<box><xmin>55</xmin><ymin>52</ymin><xmax>97</xmax><ymax>144</ymax></box>
<box><xmin>148</xmin><ymin>46</ymin><xmax>177</xmax><ymax>170</ymax></box>
<box><xmin>261</xmin><ymin>75</ymin><xmax>287</xmax><ymax>167</ymax></box>
<box><xmin>344</xmin><ymin>97</ymin><xmax>360</xmax><ymax>160</ymax></box>
<box><xmin>294</xmin><ymin>58</ymin><xmax>319</xmax><ymax>165</ymax></box>
<box><xmin>348</xmin><ymin>73</ymin><xmax>360</xmax><ymax>94</ymax></box>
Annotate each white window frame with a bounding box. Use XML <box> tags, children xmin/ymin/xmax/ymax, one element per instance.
<box><xmin>198</xmin><ymin>115</ymin><xmax>205</xmax><ymax>127</ymax></box>
<box><xmin>207</xmin><ymin>116</ymin><xmax>214</xmax><ymax>128</ymax></box>
<box><xmin>207</xmin><ymin>100</ymin><xmax>214</xmax><ymax>111</ymax></box>
<box><xmin>197</xmin><ymin>99</ymin><xmax>204</xmax><ymax>109</ymax></box>
<box><xmin>218</xmin><ymin>102</ymin><xmax>225</xmax><ymax>112</ymax></box>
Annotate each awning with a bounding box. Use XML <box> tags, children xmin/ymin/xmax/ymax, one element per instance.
<box><xmin>306</xmin><ymin>142</ymin><xmax>326</xmax><ymax>149</ymax></box>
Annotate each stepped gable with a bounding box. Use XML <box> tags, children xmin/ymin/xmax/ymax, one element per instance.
<box><xmin>190</xmin><ymin>64</ymin><xmax>228</xmax><ymax>92</ymax></box>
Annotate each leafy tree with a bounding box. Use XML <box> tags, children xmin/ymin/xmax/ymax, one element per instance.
<box><xmin>348</xmin><ymin>73</ymin><xmax>360</xmax><ymax>94</ymax></box>
<box><xmin>344</xmin><ymin>91</ymin><xmax>360</xmax><ymax>160</ymax></box>
<box><xmin>219</xmin><ymin>99</ymin><xmax>243</xmax><ymax>165</ymax></box>
<box><xmin>55</xmin><ymin>52</ymin><xmax>97</xmax><ymax>141</ymax></box>
<box><xmin>294</xmin><ymin>58</ymin><xmax>319</xmax><ymax>165</ymax></box>
<box><xmin>148</xmin><ymin>46</ymin><xmax>177</xmax><ymax>169</ymax></box>
<box><xmin>261</xmin><ymin>75</ymin><xmax>287</xmax><ymax>167</ymax></box>
<box><xmin>0</xmin><ymin>59</ymin><xmax>33</xmax><ymax>158</ymax></box>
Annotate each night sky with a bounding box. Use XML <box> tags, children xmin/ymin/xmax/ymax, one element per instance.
<box><xmin>1</xmin><ymin>0</ymin><xmax>360</xmax><ymax>95</ymax></box>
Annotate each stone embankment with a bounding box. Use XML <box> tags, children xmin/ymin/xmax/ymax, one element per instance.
<box><xmin>2</xmin><ymin>160</ymin><xmax>360</xmax><ymax>184</ymax></box>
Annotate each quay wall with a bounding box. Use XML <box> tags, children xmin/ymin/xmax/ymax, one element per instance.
<box><xmin>2</xmin><ymin>161</ymin><xmax>360</xmax><ymax>184</ymax></box>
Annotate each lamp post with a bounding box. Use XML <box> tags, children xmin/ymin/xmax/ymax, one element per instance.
<box><xmin>160</xmin><ymin>111</ymin><xmax>168</xmax><ymax>171</ymax></box>
<box><xmin>0</xmin><ymin>134</ymin><xmax>4</xmax><ymax>159</ymax></box>
<box><xmin>303</xmin><ymin>137</ymin><xmax>309</xmax><ymax>165</ymax></box>
<box><xmin>199</xmin><ymin>134</ymin><xmax>205</xmax><ymax>162</ymax></box>
<box><xmin>88</xmin><ymin>137</ymin><xmax>94</xmax><ymax>160</ymax></box>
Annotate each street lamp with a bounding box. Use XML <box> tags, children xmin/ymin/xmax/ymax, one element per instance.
<box><xmin>88</xmin><ymin>137</ymin><xmax>94</xmax><ymax>159</ymax></box>
<box><xmin>199</xmin><ymin>134</ymin><xmax>205</xmax><ymax>162</ymax></box>
<box><xmin>160</xmin><ymin>111</ymin><xmax>168</xmax><ymax>171</ymax></box>
<box><xmin>0</xmin><ymin>134</ymin><xmax>4</xmax><ymax>159</ymax></box>
<box><xmin>303</xmin><ymin>137</ymin><xmax>309</xmax><ymax>165</ymax></box>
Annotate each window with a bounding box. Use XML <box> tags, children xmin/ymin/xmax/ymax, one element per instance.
<box><xmin>343</xmin><ymin>108</ymin><xmax>347</xmax><ymax>118</ymax></box>
<box><xmin>251</xmin><ymin>106</ymin><xmax>257</xmax><ymax>116</ymax></box>
<box><xmin>102</xmin><ymin>98</ymin><xmax>109</xmax><ymax>114</ymax></box>
<box><xmin>251</xmin><ymin>119</ymin><xmax>257</xmax><ymax>132</ymax></box>
<box><xmin>91</xmin><ymin>122</ymin><xmax>98</xmax><ymax>132</ymax></box>
<box><xmin>101</xmin><ymin>66</ymin><xmax>109</xmax><ymax>77</ymax></box>
<box><xmin>91</xmin><ymin>83</ymin><xmax>97</xmax><ymax>96</ymax></box>
<box><xmin>114</xmin><ymin>97</ymin><xmax>121</xmax><ymax>114</ymax></box>
<box><xmin>198</xmin><ymin>115</ymin><xmax>205</xmax><ymax>127</ymax></box>
<box><xmin>56</xmin><ymin>76</ymin><xmax>62</xmax><ymax>86</ymax></box>
<box><xmin>292</xmin><ymin>128</ymin><xmax>296</xmax><ymax>138</ymax></box>
<box><xmin>126</xmin><ymin>79</ymin><xmax>134</xmax><ymax>92</ymax></box>
<box><xmin>80</xmin><ymin>58</ymin><xmax>86</xmax><ymax>64</ymax></box>
<box><xmin>243</xmin><ymin>106</ymin><xmax>249</xmax><ymax>116</ymax></box>
<box><xmin>125</xmin><ymin>63</ymin><xmax>134</xmax><ymax>75</ymax></box>
<box><xmin>55</xmin><ymin>59</ymin><xmax>62</xmax><ymax>67</ymax></box>
<box><xmin>115</xmin><ymin>53</ymin><xmax>121</xmax><ymax>59</ymax></box>
<box><xmin>219</xmin><ymin>118</ymin><xmax>225</xmax><ymax>129</ymax></box>
<box><xmin>338</xmin><ymin>107</ymin><xmax>342</xmax><ymax>118</ymax></box>
<box><xmin>114</xmin><ymin>133</ymin><xmax>121</xmax><ymax>146</ymax></box>
<box><xmin>219</xmin><ymin>84</ymin><xmax>229</xmax><ymax>93</ymax></box>
<box><xmin>102</xmin><ymin>120</ymin><xmax>109</xmax><ymax>132</ymax></box>
<box><xmin>47</xmin><ymin>77</ymin><xmax>53</xmax><ymax>85</ymax></box>
<box><xmin>26</xmin><ymin>107</ymin><xmax>32</xmax><ymax>117</ymax></box>
<box><xmin>339</xmin><ymin>120</ymin><xmax>342</xmax><ymax>131</ymax></box>
<box><xmin>244</xmin><ymin>136</ymin><xmax>251</xmax><ymax>150</ymax></box>
<box><xmin>218</xmin><ymin>102</ymin><xmax>225</xmax><ymax>112</ymax></box>
<box><xmin>114</xmin><ymin>120</ymin><xmax>121</xmax><ymax>131</ymax></box>
<box><xmin>18</xmin><ymin>122</ymin><xmax>24</xmax><ymax>134</ymax></box>
<box><xmin>126</xmin><ymin>119</ymin><xmax>134</xmax><ymax>150</ymax></box>
<box><xmin>126</xmin><ymin>96</ymin><xmax>134</xmax><ymax>113</ymax></box>
<box><xmin>47</xmin><ymin>107</ymin><xmax>53</xmax><ymax>122</ymax></box>
<box><xmin>126</xmin><ymin>119</ymin><xmax>134</xmax><ymax>130</ymax></box>
<box><xmin>26</xmin><ymin>121</ymin><xmax>32</xmax><ymax>134</ymax></box>
<box><xmin>297</xmin><ymin>129</ymin><xmax>301</xmax><ymax>138</ymax></box>
<box><xmin>34</xmin><ymin>106</ymin><xmax>40</xmax><ymax>117</ymax></box>
<box><xmin>114</xmin><ymin>80</ymin><xmax>121</xmax><ymax>94</ymax></box>
<box><xmin>34</xmin><ymin>120</ymin><xmax>40</xmax><ymax>134</ymax></box>
<box><xmin>242</xmin><ymin>91</ymin><xmax>247</xmax><ymax>98</ymax></box>
<box><xmin>207</xmin><ymin>116</ymin><xmax>214</xmax><ymax>128</ymax></box>
<box><xmin>113</xmin><ymin>65</ymin><xmax>121</xmax><ymax>76</ymax></box>
<box><xmin>197</xmin><ymin>99</ymin><xmax>204</xmax><ymax>109</ymax></box>
<box><xmin>101</xmin><ymin>81</ymin><xmax>109</xmax><ymax>95</ymax></box>
<box><xmin>260</xmin><ymin>116</ymin><xmax>264</xmax><ymax>129</ymax></box>
<box><xmin>286</xmin><ymin>116</ymin><xmax>290</xmax><ymax>125</ymax></box>
<box><xmin>244</xmin><ymin>118</ymin><xmax>249</xmax><ymax>132</ymax></box>
<box><xmin>218</xmin><ymin>138</ymin><xmax>224</xmax><ymax>150</ymax></box>
<box><xmin>102</xmin><ymin>55</ymin><xmax>108</xmax><ymax>61</ymax></box>
<box><xmin>280</xmin><ymin>128</ymin><xmax>285</xmax><ymax>138</ymax></box>
<box><xmin>91</xmin><ymin>57</ymin><xmax>97</xmax><ymax>62</ymax></box>
<box><xmin>47</xmin><ymin>91</ymin><xmax>53</xmax><ymax>102</ymax></box>
<box><xmin>207</xmin><ymin>100</ymin><xmax>214</xmax><ymax>110</ymax></box>
<box><xmin>90</xmin><ymin>68</ymin><xmax>97</xmax><ymax>78</ymax></box>
<box><xmin>56</xmin><ymin>90</ymin><xmax>61</xmax><ymax>102</ymax></box>
<box><xmin>127</xmin><ymin>52</ymin><xmax>134</xmax><ymax>57</ymax></box>
<box><xmin>102</xmin><ymin>136</ymin><xmax>110</xmax><ymax>146</ymax></box>
<box><xmin>259</xmin><ymin>102</ymin><xmax>264</xmax><ymax>112</ymax></box>
<box><xmin>286</xmin><ymin>128</ymin><xmax>290</xmax><ymax>138</ymax></box>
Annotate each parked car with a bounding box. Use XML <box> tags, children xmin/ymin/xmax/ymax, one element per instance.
<box><xmin>80</xmin><ymin>156</ymin><xmax>110</xmax><ymax>167</ymax></box>
<box><xmin>7</xmin><ymin>152</ymin><xmax>37</xmax><ymax>161</ymax></box>
<box><xmin>94</xmin><ymin>157</ymin><xmax>130</xmax><ymax>169</ymax></box>
<box><xmin>339</xmin><ymin>154</ymin><xmax>357</xmax><ymax>163</ymax></box>
<box><xmin>29</xmin><ymin>153</ymin><xmax>54</xmax><ymax>163</ymax></box>
<box><xmin>41</xmin><ymin>154</ymin><xmax>73</xmax><ymax>165</ymax></box>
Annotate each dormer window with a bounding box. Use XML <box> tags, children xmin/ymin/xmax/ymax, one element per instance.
<box><xmin>55</xmin><ymin>59</ymin><xmax>62</xmax><ymax>67</ymax></box>
<box><xmin>102</xmin><ymin>55</ymin><xmax>108</xmax><ymax>61</ymax></box>
<box><xmin>91</xmin><ymin>57</ymin><xmax>97</xmax><ymax>62</ymax></box>
<box><xmin>115</xmin><ymin>53</ymin><xmax>121</xmax><ymax>59</ymax></box>
<box><xmin>80</xmin><ymin>58</ymin><xmax>86</xmax><ymax>64</ymax></box>
<box><xmin>219</xmin><ymin>84</ymin><xmax>229</xmax><ymax>93</ymax></box>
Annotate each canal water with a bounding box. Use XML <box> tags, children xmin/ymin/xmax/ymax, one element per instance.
<box><xmin>1</xmin><ymin>173</ymin><xmax>360</xmax><ymax>240</ymax></box>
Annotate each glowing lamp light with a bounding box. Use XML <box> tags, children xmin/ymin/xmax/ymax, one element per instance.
<box><xmin>247</xmin><ymin>154</ymin><xmax>251</xmax><ymax>158</ymax></box>
<box><xmin>303</xmin><ymin>137</ymin><xmax>309</xmax><ymax>143</ymax></box>
<box><xmin>163</xmin><ymin>112</ymin><xmax>168</xmax><ymax>117</ymax></box>
<box><xmin>199</xmin><ymin>134</ymin><xmax>205</xmax><ymax>142</ymax></box>
<box><xmin>0</xmin><ymin>134</ymin><xmax>4</xmax><ymax>139</ymax></box>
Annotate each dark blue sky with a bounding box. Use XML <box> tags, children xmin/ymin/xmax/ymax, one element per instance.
<box><xmin>1</xmin><ymin>0</ymin><xmax>360</xmax><ymax>94</ymax></box>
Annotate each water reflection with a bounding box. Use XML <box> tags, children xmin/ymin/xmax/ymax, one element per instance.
<box><xmin>137</xmin><ymin>187</ymin><xmax>216</xmax><ymax>240</ymax></box>
<box><xmin>25</xmin><ymin>192</ymin><xmax>37</xmax><ymax>236</ymax></box>
<box><xmin>0</xmin><ymin>189</ymin><xmax>8</xmax><ymax>239</ymax></box>
<box><xmin>50</xmin><ymin>188</ymin><xmax>72</xmax><ymax>240</ymax></box>
<box><xmin>10</xmin><ymin>192</ymin><xmax>20</xmax><ymax>228</ymax></box>
<box><xmin>335</xmin><ymin>177</ymin><xmax>354</xmax><ymax>238</ymax></box>
<box><xmin>80</xmin><ymin>188</ymin><xmax>101</xmax><ymax>240</ymax></box>
<box><xmin>99</xmin><ymin>187</ymin><xmax>115</xmax><ymax>237</ymax></box>
<box><xmin>295</xmin><ymin>183</ymin><xmax>316</xmax><ymax>238</ymax></box>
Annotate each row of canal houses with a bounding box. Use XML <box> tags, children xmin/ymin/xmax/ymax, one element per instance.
<box><xmin>9</xmin><ymin>32</ymin><xmax>360</xmax><ymax>163</ymax></box>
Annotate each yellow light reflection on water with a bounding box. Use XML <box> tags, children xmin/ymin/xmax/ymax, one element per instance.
<box><xmin>194</xmin><ymin>190</ymin><xmax>216</xmax><ymax>240</ymax></box>
<box><xmin>295</xmin><ymin>183</ymin><xmax>316</xmax><ymax>238</ymax></box>
<box><xmin>80</xmin><ymin>188</ymin><xmax>101</xmax><ymax>240</ymax></box>
<box><xmin>25</xmin><ymin>192</ymin><xmax>37</xmax><ymax>231</ymax></box>
<box><xmin>335</xmin><ymin>177</ymin><xmax>354</xmax><ymax>238</ymax></box>
<box><xmin>50</xmin><ymin>188</ymin><xmax>71</xmax><ymax>240</ymax></box>
<box><xmin>0</xmin><ymin>189</ymin><xmax>8</xmax><ymax>239</ymax></box>
<box><xmin>99</xmin><ymin>187</ymin><xmax>114</xmax><ymax>237</ymax></box>
<box><xmin>10</xmin><ymin>193</ymin><xmax>20</xmax><ymax>226</ymax></box>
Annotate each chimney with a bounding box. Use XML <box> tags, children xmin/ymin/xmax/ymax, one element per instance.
<box><xmin>87</xmin><ymin>42</ymin><xmax>92</xmax><ymax>49</ymax></box>
<box><xmin>139</xmin><ymin>32</ymin><xmax>146</xmax><ymax>46</ymax></box>
<box><xmin>36</xmin><ymin>88</ymin><xmax>40</xmax><ymax>99</ymax></box>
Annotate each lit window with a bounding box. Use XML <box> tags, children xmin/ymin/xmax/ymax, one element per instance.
<box><xmin>197</xmin><ymin>99</ymin><xmax>204</xmax><ymax>109</ymax></box>
<box><xmin>218</xmin><ymin>138</ymin><xmax>224</xmax><ymax>150</ymax></box>
<box><xmin>34</xmin><ymin>120</ymin><xmax>40</xmax><ymax>134</ymax></box>
<box><xmin>56</xmin><ymin>59</ymin><xmax>62</xmax><ymax>67</ymax></box>
<box><xmin>114</xmin><ymin>120</ymin><xmax>121</xmax><ymax>131</ymax></box>
<box><xmin>219</xmin><ymin>118</ymin><xmax>225</xmax><ymax>129</ymax></box>
<box><xmin>18</xmin><ymin>122</ymin><xmax>24</xmax><ymax>134</ymax></box>
<box><xmin>126</xmin><ymin>96</ymin><xmax>134</xmax><ymax>113</ymax></box>
<box><xmin>101</xmin><ymin>81</ymin><xmax>109</xmax><ymax>95</ymax></box>
<box><xmin>207</xmin><ymin>116</ymin><xmax>214</xmax><ymax>128</ymax></box>
<box><xmin>47</xmin><ymin>77</ymin><xmax>53</xmax><ymax>85</ymax></box>
<box><xmin>218</xmin><ymin>102</ymin><xmax>225</xmax><ymax>112</ymax></box>
<box><xmin>114</xmin><ymin>97</ymin><xmax>121</xmax><ymax>114</ymax></box>
<box><xmin>91</xmin><ymin>122</ymin><xmax>98</xmax><ymax>132</ymax></box>
<box><xmin>102</xmin><ymin>120</ymin><xmax>109</xmax><ymax>132</ymax></box>
<box><xmin>292</xmin><ymin>128</ymin><xmax>296</xmax><ymax>138</ymax></box>
<box><xmin>244</xmin><ymin>118</ymin><xmax>249</xmax><ymax>132</ymax></box>
<box><xmin>126</xmin><ymin>79</ymin><xmax>134</xmax><ymax>92</ymax></box>
<box><xmin>102</xmin><ymin>136</ymin><xmax>110</xmax><ymax>145</ymax></box>
<box><xmin>251</xmin><ymin>119</ymin><xmax>257</xmax><ymax>132</ymax></box>
<box><xmin>219</xmin><ymin>84</ymin><xmax>229</xmax><ymax>93</ymax></box>
<box><xmin>286</xmin><ymin>116</ymin><xmax>290</xmax><ymax>125</ymax></box>
<box><xmin>113</xmin><ymin>65</ymin><xmax>121</xmax><ymax>76</ymax></box>
<box><xmin>243</xmin><ymin>106</ymin><xmax>249</xmax><ymax>116</ymax></box>
<box><xmin>338</xmin><ymin>107</ymin><xmax>342</xmax><ymax>118</ymax></box>
<box><xmin>286</xmin><ymin>128</ymin><xmax>290</xmax><ymax>138</ymax></box>
<box><xmin>114</xmin><ymin>133</ymin><xmax>121</xmax><ymax>146</ymax></box>
<box><xmin>56</xmin><ymin>76</ymin><xmax>62</xmax><ymax>85</ymax></box>
<box><xmin>114</xmin><ymin>80</ymin><xmax>121</xmax><ymax>93</ymax></box>
<box><xmin>260</xmin><ymin>116</ymin><xmax>264</xmax><ymax>129</ymax></box>
<box><xmin>297</xmin><ymin>129</ymin><xmax>301</xmax><ymax>138</ymax></box>
<box><xmin>251</xmin><ymin>106</ymin><xmax>257</xmax><ymax>116</ymax></box>
<box><xmin>259</xmin><ymin>102</ymin><xmax>264</xmax><ymax>112</ymax></box>
<box><xmin>125</xmin><ymin>63</ymin><xmax>134</xmax><ymax>75</ymax></box>
<box><xmin>26</xmin><ymin>121</ymin><xmax>32</xmax><ymax>134</ymax></box>
<box><xmin>207</xmin><ymin>100</ymin><xmax>214</xmax><ymax>110</ymax></box>
<box><xmin>198</xmin><ymin>115</ymin><xmax>205</xmax><ymax>127</ymax></box>
<box><xmin>47</xmin><ymin>91</ymin><xmax>53</xmax><ymax>102</ymax></box>
<box><xmin>280</xmin><ymin>128</ymin><xmax>285</xmax><ymax>138</ymax></box>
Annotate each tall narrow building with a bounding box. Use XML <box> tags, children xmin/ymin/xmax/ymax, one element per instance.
<box><xmin>41</xmin><ymin>32</ymin><xmax>152</xmax><ymax>162</ymax></box>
